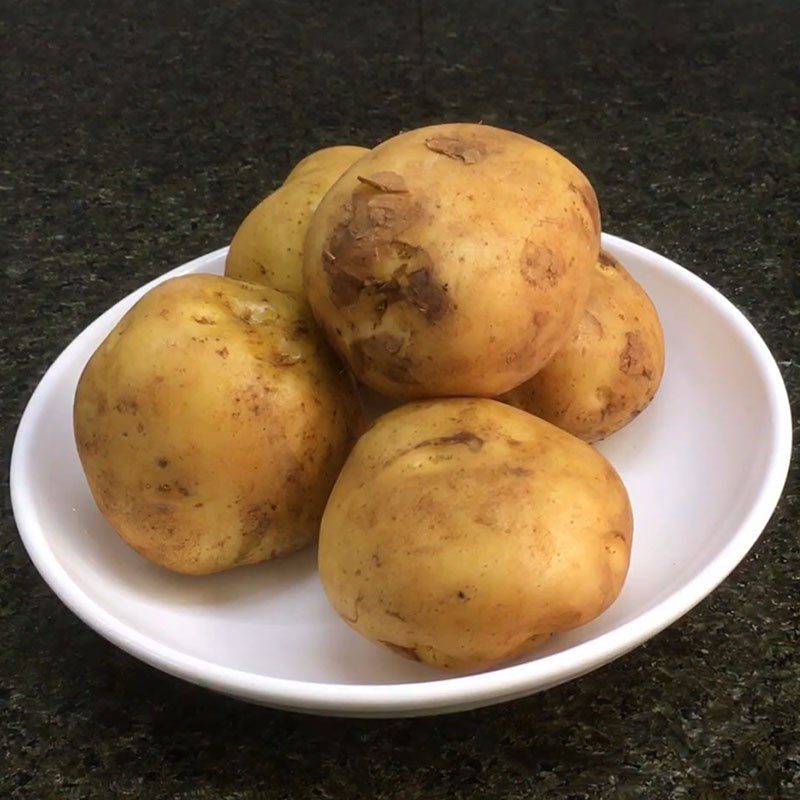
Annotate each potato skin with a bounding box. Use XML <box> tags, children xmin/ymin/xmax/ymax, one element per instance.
<box><xmin>225</xmin><ymin>146</ymin><xmax>369</xmax><ymax>296</ymax></box>
<box><xmin>318</xmin><ymin>398</ymin><xmax>632</xmax><ymax>671</ymax></box>
<box><xmin>303</xmin><ymin>123</ymin><xmax>599</xmax><ymax>398</ymax></box>
<box><xmin>283</xmin><ymin>145</ymin><xmax>370</xmax><ymax>185</ymax></box>
<box><xmin>503</xmin><ymin>252</ymin><xmax>665</xmax><ymax>442</ymax></box>
<box><xmin>74</xmin><ymin>274</ymin><xmax>362</xmax><ymax>575</ymax></box>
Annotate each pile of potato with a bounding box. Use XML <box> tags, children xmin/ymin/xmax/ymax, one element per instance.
<box><xmin>74</xmin><ymin>123</ymin><xmax>664</xmax><ymax>672</ymax></box>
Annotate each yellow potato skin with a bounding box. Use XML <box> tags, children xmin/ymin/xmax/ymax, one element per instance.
<box><xmin>318</xmin><ymin>398</ymin><xmax>632</xmax><ymax>671</ymax></box>
<box><xmin>74</xmin><ymin>274</ymin><xmax>362</xmax><ymax>575</ymax></box>
<box><xmin>225</xmin><ymin>146</ymin><xmax>369</xmax><ymax>295</ymax></box>
<box><xmin>303</xmin><ymin>123</ymin><xmax>599</xmax><ymax>398</ymax></box>
<box><xmin>504</xmin><ymin>252</ymin><xmax>665</xmax><ymax>442</ymax></box>
<box><xmin>283</xmin><ymin>145</ymin><xmax>370</xmax><ymax>184</ymax></box>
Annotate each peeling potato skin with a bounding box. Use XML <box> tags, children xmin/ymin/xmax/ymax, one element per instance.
<box><xmin>225</xmin><ymin>146</ymin><xmax>369</xmax><ymax>298</ymax></box>
<box><xmin>503</xmin><ymin>252</ymin><xmax>665</xmax><ymax>442</ymax></box>
<box><xmin>304</xmin><ymin>123</ymin><xmax>599</xmax><ymax>398</ymax></box>
<box><xmin>74</xmin><ymin>274</ymin><xmax>363</xmax><ymax>575</ymax></box>
<box><xmin>318</xmin><ymin>398</ymin><xmax>632</xmax><ymax>671</ymax></box>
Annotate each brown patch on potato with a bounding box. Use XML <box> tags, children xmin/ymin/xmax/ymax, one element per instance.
<box><xmin>323</xmin><ymin>250</ymin><xmax>363</xmax><ymax>308</ymax></box>
<box><xmin>520</xmin><ymin>241</ymin><xmax>560</xmax><ymax>287</ymax></box>
<box><xmin>363</xmin><ymin>331</ymin><xmax>403</xmax><ymax>354</ymax></box>
<box><xmin>569</xmin><ymin>181</ymin><xmax>601</xmax><ymax>235</ymax></box>
<box><xmin>503</xmin><ymin>464</ymin><xmax>534</xmax><ymax>477</ymax></box>
<box><xmin>363</xmin><ymin>247</ymin><xmax>439</xmax><ymax>322</ymax></box>
<box><xmin>351</xmin><ymin>334</ymin><xmax>417</xmax><ymax>384</ymax></box>
<box><xmin>406</xmin><ymin>267</ymin><xmax>449</xmax><ymax>321</ymax></box>
<box><xmin>364</xmin><ymin>251</ymin><xmax>433</xmax><ymax>319</ymax></box>
<box><xmin>323</xmin><ymin>183</ymin><xmax>429</xmax><ymax>311</ymax></box>
<box><xmin>379</xmin><ymin>640</ymin><xmax>422</xmax><ymax>661</ymax></box>
<box><xmin>356</xmin><ymin>172</ymin><xmax>408</xmax><ymax>193</ymax></box>
<box><xmin>416</xmin><ymin>431</ymin><xmax>484</xmax><ymax>452</ymax></box>
<box><xmin>384</xmin><ymin>430</ymin><xmax>484</xmax><ymax>467</ymax></box>
<box><xmin>322</xmin><ymin>185</ymin><xmax>451</xmax><ymax>322</ymax></box>
<box><xmin>191</xmin><ymin>314</ymin><xmax>217</xmax><ymax>325</ymax></box>
<box><xmin>532</xmin><ymin>310</ymin><xmax>550</xmax><ymax>331</ymax></box>
<box><xmin>385</xmin><ymin>609</ymin><xmax>407</xmax><ymax>621</ymax></box>
<box><xmin>341</xmin><ymin>187</ymin><xmax>422</xmax><ymax>258</ymax></box>
<box><xmin>474</xmin><ymin>508</ymin><xmax>497</xmax><ymax>526</ymax></box>
<box><xmin>620</xmin><ymin>332</ymin><xmax>654</xmax><ymax>379</ymax></box>
<box><xmin>503</xmin><ymin>349</ymin><xmax>524</xmax><ymax>366</ymax></box>
<box><xmin>363</xmin><ymin>194</ymin><xmax>421</xmax><ymax>233</ymax></box>
<box><xmin>291</xmin><ymin>319</ymin><xmax>311</xmax><ymax>338</ymax></box>
<box><xmin>424</xmin><ymin>136</ymin><xmax>487</xmax><ymax>164</ymax></box>
<box><xmin>388</xmin><ymin>240</ymin><xmax>421</xmax><ymax>261</ymax></box>
<box><xmin>115</xmin><ymin>399</ymin><xmax>139</xmax><ymax>414</ymax></box>
<box><xmin>595</xmin><ymin>385</ymin><xmax>625</xmax><ymax>421</ymax></box>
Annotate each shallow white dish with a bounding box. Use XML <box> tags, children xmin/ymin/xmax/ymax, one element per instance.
<box><xmin>11</xmin><ymin>234</ymin><xmax>792</xmax><ymax>717</ymax></box>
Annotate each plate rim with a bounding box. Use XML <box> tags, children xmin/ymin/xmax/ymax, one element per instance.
<box><xmin>10</xmin><ymin>233</ymin><xmax>793</xmax><ymax>715</ymax></box>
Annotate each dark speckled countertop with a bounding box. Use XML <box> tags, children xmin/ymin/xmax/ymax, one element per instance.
<box><xmin>2</xmin><ymin>1</ymin><xmax>799</xmax><ymax>797</ymax></box>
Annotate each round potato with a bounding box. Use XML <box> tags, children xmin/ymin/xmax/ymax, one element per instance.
<box><xmin>303</xmin><ymin>122</ymin><xmax>600</xmax><ymax>398</ymax></box>
<box><xmin>319</xmin><ymin>398</ymin><xmax>633</xmax><ymax>671</ymax></box>
<box><xmin>74</xmin><ymin>274</ymin><xmax>362</xmax><ymax>575</ymax></box>
<box><xmin>226</xmin><ymin>145</ymin><xmax>369</xmax><ymax>296</ymax></box>
<box><xmin>504</xmin><ymin>251</ymin><xmax>665</xmax><ymax>441</ymax></box>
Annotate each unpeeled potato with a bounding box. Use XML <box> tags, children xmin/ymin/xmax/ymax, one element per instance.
<box><xmin>504</xmin><ymin>251</ymin><xmax>664</xmax><ymax>441</ymax></box>
<box><xmin>74</xmin><ymin>274</ymin><xmax>362</xmax><ymax>575</ymax></box>
<box><xmin>303</xmin><ymin>123</ymin><xmax>600</xmax><ymax>398</ymax></box>
<box><xmin>225</xmin><ymin>145</ymin><xmax>369</xmax><ymax>296</ymax></box>
<box><xmin>319</xmin><ymin>398</ymin><xmax>633</xmax><ymax>671</ymax></box>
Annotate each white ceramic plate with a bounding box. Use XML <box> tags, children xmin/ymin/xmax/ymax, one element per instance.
<box><xmin>11</xmin><ymin>234</ymin><xmax>792</xmax><ymax>717</ymax></box>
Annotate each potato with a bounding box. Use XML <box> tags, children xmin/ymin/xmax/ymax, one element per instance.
<box><xmin>225</xmin><ymin>146</ymin><xmax>369</xmax><ymax>296</ymax></box>
<box><xmin>319</xmin><ymin>398</ymin><xmax>632</xmax><ymax>671</ymax></box>
<box><xmin>74</xmin><ymin>274</ymin><xmax>362</xmax><ymax>575</ymax></box>
<box><xmin>503</xmin><ymin>251</ymin><xmax>665</xmax><ymax>441</ymax></box>
<box><xmin>303</xmin><ymin>122</ymin><xmax>599</xmax><ymax>398</ymax></box>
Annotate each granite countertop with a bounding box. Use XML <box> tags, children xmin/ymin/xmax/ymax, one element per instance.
<box><xmin>2</xmin><ymin>0</ymin><xmax>798</xmax><ymax>797</ymax></box>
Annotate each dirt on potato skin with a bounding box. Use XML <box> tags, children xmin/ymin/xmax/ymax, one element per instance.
<box><xmin>321</xmin><ymin>174</ymin><xmax>451</xmax><ymax>325</ymax></box>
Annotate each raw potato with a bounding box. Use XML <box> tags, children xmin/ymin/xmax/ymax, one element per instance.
<box><xmin>319</xmin><ymin>398</ymin><xmax>633</xmax><ymax>671</ymax></box>
<box><xmin>226</xmin><ymin>146</ymin><xmax>369</xmax><ymax>296</ymax></box>
<box><xmin>504</xmin><ymin>251</ymin><xmax>665</xmax><ymax>441</ymax></box>
<box><xmin>74</xmin><ymin>274</ymin><xmax>362</xmax><ymax>575</ymax></box>
<box><xmin>303</xmin><ymin>122</ymin><xmax>600</xmax><ymax>398</ymax></box>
